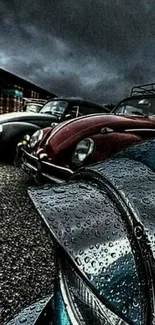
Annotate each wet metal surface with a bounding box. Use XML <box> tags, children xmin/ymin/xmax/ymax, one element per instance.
<box><xmin>28</xmin><ymin>155</ymin><xmax>155</xmax><ymax>324</ymax></box>
<box><xmin>1</xmin><ymin>164</ymin><xmax>55</xmax><ymax>325</ymax></box>
<box><xmin>5</xmin><ymin>296</ymin><xmax>52</xmax><ymax>325</ymax></box>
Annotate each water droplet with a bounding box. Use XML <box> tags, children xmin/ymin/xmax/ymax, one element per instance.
<box><xmin>84</xmin><ymin>256</ymin><xmax>90</xmax><ymax>263</ymax></box>
<box><xmin>122</xmin><ymin>306</ymin><xmax>127</xmax><ymax>314</ymax></box>
<box><xmin>105</xmin><ymin>219</ymin><xmax>111</xmax><ymax>226</ymax></box>
<box><xmin>20</xmin><ymin>317</ymin><xmax>27</xmax><ymax>323</ymax></box>
<box><xmin>134</xmin><ymin>225</ymin><xmax>143</xmax><ymax>239</ymax></box>
<box><xmin>91</xmin><ymin>260</ymin><xmax>96</xmax><ymax>268</ymax></box>
<box><xmin>53</xmin><ymin>188</ymin><xmax>66</xmax><ymax>193</ymax></box>
<box><xmin>95</xmin><ymin>230</ymin><xmax>100</xmax><ymax>237</ymax></box>
<box><xmin>66</xmin><ymin>227</ymin><xmax>71</xmax><ymax>233</ymax></box>
<box><xmin>75</xmin><ymin>257</ymin><xmax>82</xmax><ymax>266</ymax></box>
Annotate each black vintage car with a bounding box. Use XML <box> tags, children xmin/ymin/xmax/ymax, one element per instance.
<box><xmin>0</xmin><ymin>97</ymin><xmax>109</xmax><ymax>161</ymax></box>
<box><xmin>22</xmin><ymin>98</ymin><xmax>48</xmax><ymax>112</ymax></box>
<box><xmin>112</xmin><ymin>83</ymin><xmax>155</xmax><ymax>116</ymax></box>
<box><xmin>5</xmin><ymin>137</ymin><xmax>155</xmax><ymax>325</ymax></box>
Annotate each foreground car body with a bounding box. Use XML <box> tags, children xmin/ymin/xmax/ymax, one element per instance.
<box><xmin>17</xmin><ymin>113</ymin><xmax>155</xmax><ymax>183</ymax></box>
<box><xmin>6</xmin><ymin>138</ymin><xmax>155</xmax><ymax>325</ymax></box>
<box><xmin>0</xmin><ymin>97</ymin><xmax>108</xmax><ymax>161</ymax></box>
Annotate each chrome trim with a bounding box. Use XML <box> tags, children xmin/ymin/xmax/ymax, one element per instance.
<box><xmin>42</xmin><ymin>160</ymin><xmax>74</xmax><ymax>175</ymax></box>
<box><xmin>23</xmin><ymin>134</ymin><xmax>31</xmax><ymax>142</ymax></box>
<box><xmin>23</xmin><ymin>161</ymin><xmax>65</xmax><ymax>183</ymax></box>
<box><xmin>21</xmin><ymin>148</ymin><xmax>73</xmax><ymax>183</ymax></box>
<box><xmin>101</xmin><ymin>127</ymin><xmax>114</xmax><ymax>134</ymax></box>
<box><xmin>59</xmin><ymin>266</ymin><xmax>80</xmax><ymax>325</ymax></box>
<box><xmin>23</xmin><ymin>161</ymin><xmax>65</xmax><ymax>184</ymax></box>
<box><xmin>125</xmin><ymin>128</ymin><xmax>155</xmax><ymax>132</ymax></box>
<box><xmin>42</xmin><ymin>173</ymin><xmax>65</xmax><ymax>184</ymax></box>
<box><xmin>0</xmin><ymin>124</ymin><xmax>3</xmax><ymax>133</ymax></box>
<box><xmin>23</xmin><ymin>150</ymin><xmax>38</xmax><ymax>162</ymax></box>
<box><xmin>72</xmin><ymin>137</ymin><xmax>94</xmax><ymax>167</ymax></box>
<box><xmin>76</xmin><ymin>106</ymin><xmax>79</xmax><ymax>117</ymax></box>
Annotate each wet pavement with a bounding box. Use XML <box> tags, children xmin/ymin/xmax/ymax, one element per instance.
<box><xmin>1</xmin><ymin>164</ymin><xmax>55</xmax><ymax>325</ymax></box>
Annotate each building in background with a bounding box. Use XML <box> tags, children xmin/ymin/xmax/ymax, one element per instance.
<box><xmin>0</xmin><ymin>68</ymin><xmax>57</xmax><ymax>114</ymax></box>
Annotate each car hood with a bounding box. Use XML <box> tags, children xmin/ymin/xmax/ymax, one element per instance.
<box><xmin>28</xmin><ymin>157</ymin><xmax>155</xmax><ymax>324</ymax></box>
<box><xmin>0</xmin><ymin>111</ymin><xmax>58</xmax><ymax>123</ymax></box>
<box><xmin>45</xmin><ymin>113</ymin><xmax>155</xmax><ymax>154</ymax></box>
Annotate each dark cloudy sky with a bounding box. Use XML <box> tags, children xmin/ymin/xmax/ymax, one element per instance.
<box><xmin>0</xmin><ymin>0</ymin><xmax>155</xmax><ymax>103</ymax></box>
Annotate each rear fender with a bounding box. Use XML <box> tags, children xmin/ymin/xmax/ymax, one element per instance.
<box><xmin>28</xmin><ymin>158</ymin><xmax>155</xmax><ymax>324</ymax></box>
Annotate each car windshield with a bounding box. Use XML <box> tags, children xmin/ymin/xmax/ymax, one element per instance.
<box><xmin>113</xmin><ymin>97</ymin><xmax>155</xmax><ymax>116</ymax></box>
<box><xmin>39</xmin><ymin>100</ymin><xmax>68</xmax><ymax>116</ymax></box>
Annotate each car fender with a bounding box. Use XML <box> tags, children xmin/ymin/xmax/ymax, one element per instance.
<box><xmin>89</xmin><ymin>132</ymin><xmax>143</xmax><ymax>163</ymax></box>
<box><xmin>28</xmin><ymin>157</ymin><xmax>155</xmax><ymax>324</ymax></box>
<box><xmin>0</xmin><ymin>122</ymin><xmax>40</xmax><ymax>145</ymax></box>
<box><xmin>5</xmin><ymin>295</ymin><xmax>53</xmax><ymax>325</ymax></box>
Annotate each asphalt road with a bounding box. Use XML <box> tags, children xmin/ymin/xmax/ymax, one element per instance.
<box><xmin>1</xmin><ymin>163</ymin><xmax>55</xmax><ymax>325</ymax></box>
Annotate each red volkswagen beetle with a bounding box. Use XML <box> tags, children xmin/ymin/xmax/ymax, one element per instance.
<box><xmin>16</xmin><ymin>113</ymin><xmax>155</xmax><ymax>183</ymax></box>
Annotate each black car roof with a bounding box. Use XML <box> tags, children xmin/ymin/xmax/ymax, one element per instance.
<box><xmin>45</xmin><ymin>97</ymin><xmax>107</xmax><ymax>109</ymax></box>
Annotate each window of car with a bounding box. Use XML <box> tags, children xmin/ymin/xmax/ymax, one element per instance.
<box><xmin>40</xmin><ymin>100</ymin><xmax>68</xmax><ymax>117</ymax></box>
<box><xmin>67</xmin><ymin>104</ymin><xmax>103</xmax><ymax>117</ymax></box>
<box><xmin>113</xmin><ymin>97</ymin><xmax>155</xmax><ymax>116</ymax></box>
<box><xmin>66</xmin><ymin>105</ymin><xmax>80</xmax><ymax>118</ymax></box>
<box><xmin>78</xmin><ymin>105</ymin><xmax>102</xmax><ymax>115</ymax></box>
<box><xmin>24</xmin><ymin>103</ymin><xmax>42</xmax><ymax>112</ymax></box>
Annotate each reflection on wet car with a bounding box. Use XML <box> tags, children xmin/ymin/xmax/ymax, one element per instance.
<box><xmin>6</xmin><ymin>137</ymin><xmax>155</xmax><ymax>325</ymax></box>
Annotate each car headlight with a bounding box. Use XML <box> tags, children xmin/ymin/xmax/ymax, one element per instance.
<box><xmin>72</xmin><ymin>138</ymin><xmax>94</xmax><ymax>167</ymax></box>
<box><xmin>29</xmin><ymin>130</ymin><xmax>43</xmax><ymax>149</ymax></box>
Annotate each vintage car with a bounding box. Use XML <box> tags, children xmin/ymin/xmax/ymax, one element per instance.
<box><xmin>22</xmin><ymin>98</ymin><xmax>48</xmax><ymax>112</ymax></box>
<box><xmin>112</xmin><ymin>82</ymin><xmax>155</xmax><ymax>116</ymax></box>
<box><xmin>5</xmin><ymin>137</ymin><xmax>155</xmax><ymax>325</ymax></box>
<box><xmin>16</xmin><ymin>112</ymin><xmax>155</xmax><ymax>183</ymax></box>
<box><xmin>0</xmin><ymin>97</ymin><xmax>108</xmax><ymax>161</ymax></box>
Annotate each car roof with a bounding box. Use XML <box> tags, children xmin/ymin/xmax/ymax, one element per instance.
<box><xmin>26</xmin><ymin>102</ymin><xmax>43</xmax><ymax>106</ymax></box>
<box><xmin>44</xmin><ymin>97</ymin><xmax>106</xmax><ymax>108</ymax></box>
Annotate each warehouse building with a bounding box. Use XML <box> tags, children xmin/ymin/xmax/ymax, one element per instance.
<box><xmin>0</xmin><ymin>68</ymin><xmax>57</xmax><ymax>114</ymax></box>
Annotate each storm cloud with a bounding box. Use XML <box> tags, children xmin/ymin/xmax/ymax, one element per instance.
<box><xmin>0</xmin><ymin>0</ymin><xmax>155</xmax><ymax>103</ymax></box>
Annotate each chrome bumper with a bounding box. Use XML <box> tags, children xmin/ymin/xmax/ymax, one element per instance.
<box><xmin>15</xmin><ymin>143</ymin><xmax>74</xmax><ymax>184</ymax></box>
